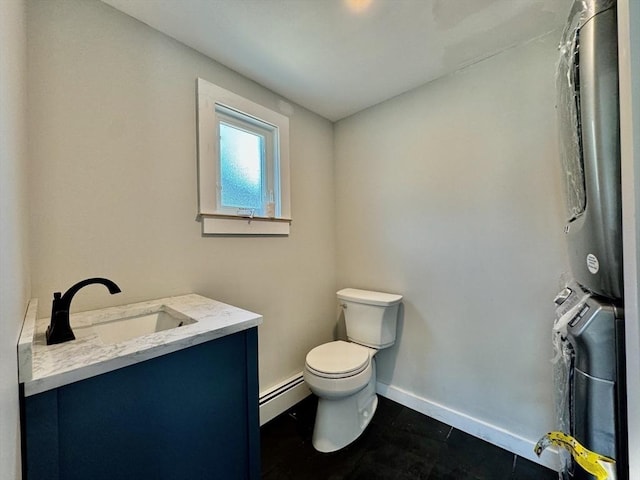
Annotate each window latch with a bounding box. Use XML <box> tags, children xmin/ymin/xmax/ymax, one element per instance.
<box><xmin>237</xmin><ymin>208</ymin><xmax>255</xmax><ymax>223</ymax></box>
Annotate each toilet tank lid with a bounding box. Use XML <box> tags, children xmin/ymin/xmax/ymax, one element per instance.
<box><xmin>337</xmin><ymin>288</ymin><xmax>402</xmax><ymax>306</ymax></box>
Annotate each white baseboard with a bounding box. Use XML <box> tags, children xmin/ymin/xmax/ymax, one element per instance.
<box><xmin>376</xmin><ymin>381</ymin><xmax>561</xmax><ymax>472</ymax></box>
<box><xmin>259</xmin><ymin>372</ymin><xmax>311</xmax><ymax>426</ymax></box>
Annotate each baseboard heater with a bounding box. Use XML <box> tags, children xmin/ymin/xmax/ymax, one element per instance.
<box><xmin>259</xmin><ymin>372</ymin><xmax>310</xmax><ymax>426</ymax></box>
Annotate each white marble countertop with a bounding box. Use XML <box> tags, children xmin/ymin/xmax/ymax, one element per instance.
<box><xmin>18</xmin><ymin>294</ymin><xmax>262</xmax><ymax>397</ymax></box>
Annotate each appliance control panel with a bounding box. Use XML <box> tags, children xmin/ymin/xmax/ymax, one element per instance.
<box><xmin>554</xmin><ymin>281</ymin><xmax>589</xmax><ymax>318</ymax></box>
<box><xmin>569</xmin><ymin>304</ymin><xmax>590</xmax><ymax>327</ymax></box>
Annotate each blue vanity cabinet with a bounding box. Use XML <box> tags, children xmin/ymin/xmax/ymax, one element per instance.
<box><xmin>22</xmin><ymin>328</ymin><xmax>260</xmax><ymax>480</ymax></box>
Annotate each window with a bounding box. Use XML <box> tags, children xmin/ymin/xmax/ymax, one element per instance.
<box><xmin>196</xmin><ymin>78</ymin><xmax>291</xmax><ymax>235</ymax></box>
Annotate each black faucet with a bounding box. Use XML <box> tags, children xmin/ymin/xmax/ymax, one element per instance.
<box><xmin>46</xmin><ymin>277</ymin><xmax>122</xmax><ymax>345</ymax></box>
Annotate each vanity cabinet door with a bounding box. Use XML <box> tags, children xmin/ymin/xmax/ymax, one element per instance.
<box><xmin>22</xmin><ymin>328</ymin><xmax>260</xmax><ymax>480</ymax></box>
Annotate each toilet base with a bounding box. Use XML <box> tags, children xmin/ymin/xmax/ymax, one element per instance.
<box><xmin>311</xmin><ymin>364</ymin><xmax>378</xmax><ymax>453</ymax></box>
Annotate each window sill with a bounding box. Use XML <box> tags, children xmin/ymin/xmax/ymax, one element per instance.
<box><xmin>199</xmin><ymin>214</ymin><xmax>291</xmax><ymax>236</ymax></box>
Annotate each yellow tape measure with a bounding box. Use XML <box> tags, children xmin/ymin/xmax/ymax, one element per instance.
<box><xmin>534</xmin><ymin>431</ymin><xmax>616</xmax><ymax>480</ymax></box>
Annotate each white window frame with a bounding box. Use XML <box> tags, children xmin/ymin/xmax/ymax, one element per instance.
<box><xmin>196</xmin><ymin>78</ymin><xmax>291</xmax><ymax>235</ymax></box>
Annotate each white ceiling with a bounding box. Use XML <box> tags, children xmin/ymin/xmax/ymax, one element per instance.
<box><xmin>100</xmin><ymin>0</ymin><xmax>572</xmax><ymax>121</ymax></box>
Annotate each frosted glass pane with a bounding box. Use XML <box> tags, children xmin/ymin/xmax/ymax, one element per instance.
<box><xmin>219</xmin><ymin>123</ymin><xmax>263</xmax><ymax>210</ymax></box>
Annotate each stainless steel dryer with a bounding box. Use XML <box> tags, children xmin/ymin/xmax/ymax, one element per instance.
<box><xmin>556</xmin><ymin>0</ymin><xmax>622</xmax><ymax>300</ymax></box>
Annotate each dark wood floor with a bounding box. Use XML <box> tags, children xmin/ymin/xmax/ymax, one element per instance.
<box><xmin>261</xmin><ymin>395</ymin><xmax>558</xmax><ymax>479</ymax></box>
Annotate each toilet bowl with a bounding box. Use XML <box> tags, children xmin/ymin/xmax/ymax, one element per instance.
<box><xmin>304</xmin><ymin>288</ymin><xmax>402</xmax><ymax>453</ymax></box>
<box><xmin>303</xmin><ymin>340</ymin><xmax>378</xmax><ymax>452</ymax></box>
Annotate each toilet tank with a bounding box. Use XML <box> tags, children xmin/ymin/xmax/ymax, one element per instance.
<box><xmin>337</xmin><ymin>288</ymin><xmax>402</xmax><ymax>349</ymax></box>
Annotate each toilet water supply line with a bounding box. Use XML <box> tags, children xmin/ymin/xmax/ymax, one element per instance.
<box><xmin>535</xmin><ymin>431</ymin><xmax>616</xmax><ymax>480</ymax></box>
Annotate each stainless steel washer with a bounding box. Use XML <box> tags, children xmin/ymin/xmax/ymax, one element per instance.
<box><xmin>553</xmin><ymin>283</ymin><xmax>627</xmax><ymax>480</ymax></box>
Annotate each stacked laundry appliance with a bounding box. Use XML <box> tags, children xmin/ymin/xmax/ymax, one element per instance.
<box><xmin>552</xmin><ymin>0</ymin><xmax>627</xmax><ymax>479</ymax></box>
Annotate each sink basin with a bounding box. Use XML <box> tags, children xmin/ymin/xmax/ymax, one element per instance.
<box><xmin>93</xmin><ymin>306</ymin><xmax>196</xmax><ymax>344</ymax></box>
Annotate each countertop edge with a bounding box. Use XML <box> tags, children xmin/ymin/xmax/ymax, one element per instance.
<box><xmin>20</xmin><ymin>294</ymin><xmax>263</xmax><ymax>397</ymax></box>
<box><xmin>17</xmin><ymin>299</ymin><xmax>38</xmax><ymax>383</ymax></box>
<box><xmin>23</xmin><ymin>317</ymin><xmax>261</xmax><ymax>397</ymax></box>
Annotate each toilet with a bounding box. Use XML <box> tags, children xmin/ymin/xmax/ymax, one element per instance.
<box><xmin>303</xmin><ymin>288</ymin><xmax>402</xmax><ymax>453</ymax></box>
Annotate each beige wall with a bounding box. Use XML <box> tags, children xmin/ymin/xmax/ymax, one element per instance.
<box><xmin>22</xmin><ymin>0</ymin><xmax>591</xmax><ymax>466</ymax></box>
<box><xmin>334</xmin><ymin>32</ymin><xmax>569</xmax><ymax>446</ymax></box>
<box><xmin>0</xmin><ymin>0</ymin><xmax>30</xmax><ymax>478</ymax></box>
<box><xmin>27</xmin><ymin>0</ymin><xmax>337</xmax><ymax>391</ymax></box>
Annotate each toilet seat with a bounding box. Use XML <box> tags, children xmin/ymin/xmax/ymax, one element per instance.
<box><xmin>305</xmin><ymin>341</ymin><xmax>371</xmax><ymax>379</ymax></box>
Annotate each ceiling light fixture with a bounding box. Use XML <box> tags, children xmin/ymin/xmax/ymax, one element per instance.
<box><xmin>345</xmin><ymin>0</ymin><xmax>373</xmax><ymax>14</ymax></box>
